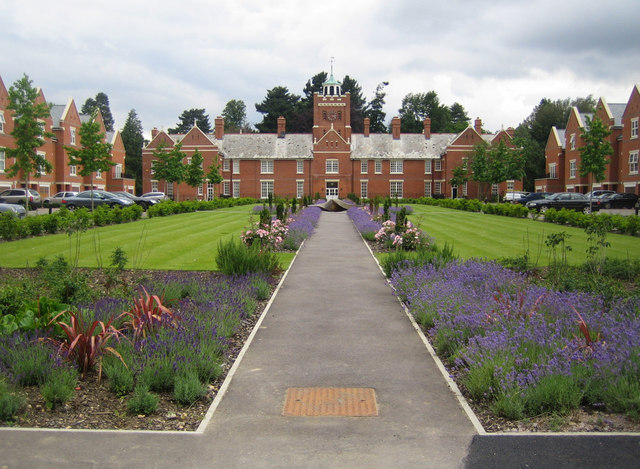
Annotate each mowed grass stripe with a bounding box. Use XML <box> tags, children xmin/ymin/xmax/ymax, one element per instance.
<box><xmin>0</xmin><ymin>207</ymin><xmax>256</xmax><ymax>270</ymax></box>
<box><xmin>408</xmin><ymin>205</ymin><xmax>640</xmax><ymax>265</ymax></box>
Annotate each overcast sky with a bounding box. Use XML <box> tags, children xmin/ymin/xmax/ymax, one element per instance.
<box><xmin>1</xmin><ymin>0</ymin><xmax>638</xmax><ymax>138</ymax></box>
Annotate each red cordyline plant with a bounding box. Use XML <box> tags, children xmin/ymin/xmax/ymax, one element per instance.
<box><xmin>572</xmin><ymin>305</ymin><xmax>602</xmax><ymax>352</ymax></box>
<box><xmin>44</xmin><ymin>310</ymin><xmax>124</xmax><ymax>381</ymax></box>
<box><xmin>486</xmin><ymin>290</ymin><xmax>547</xmax><ymax>323</ymax></box>
<box><xmin>119</xmin><ymin>287</ymin><xmax>178</xmax><ymax>341</ymax></box>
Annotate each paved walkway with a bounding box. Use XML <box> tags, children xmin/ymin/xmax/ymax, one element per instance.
<box><xmin>1</xmin><ymin>211</ymin><xmax>639</xmax><ymax>468</ymax></box>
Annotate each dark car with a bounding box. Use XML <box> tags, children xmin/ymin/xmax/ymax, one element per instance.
<box><xmin>111</xmin><ymin>191</ymin><xmax>158</xmax><ymax>210</ymax></box>
<box><xmin>0</xmin><ymin>203</ymin><xmax>27</xmax><ymax>219</ymax></box>
<box><xmin>0</xmin><ymin>188</ymin><xmax>42</xmax><ymax>209</ymax></box>
<box><xmin>596</xmin><ymin>192</ymin><xmax>640</xmax><ymax>209</ymax></box>
<box><xmin>61</xmin><ymin>190</ymin><xmax>135</xmax><ymax>210</ymax></box>
<box><xmin>515</xmin><ymin>192</ymin><xmax>552</xmax><ymax>205</ymax></box>
<box><xmin>43</xmin><ymin>191</ymin><xmax>78</xmax><ymax>208</ymax></box>
<box><xmin>526</xmin><ymin>192</ymin><xmax>600</xmax><ymax>214</ymax></box>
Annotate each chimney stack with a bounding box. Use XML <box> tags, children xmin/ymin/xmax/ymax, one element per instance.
<box><xmin>277</xmin><ymin>116</ymin><xmax>286</xmax><ymax>138</ymax></box>
<box><xmin>151</xmin><ymin>127</ymin><xmax>158</xmax><ymax>139</ymax></box>
<box><xmin>474</xmin><ymin>117</ymin><xmax>483</xmax><ymax>134</ymax></box>
<box><xmin>214</xmin><ymin>116</ymin><xmax>224</xmax><ymax>139</ymax></box>
<box><xmin>364</xmin><ymin>117</ymin><xmax>370</xmax><ymax>137</ymax></box>
<box><xmin>506</xmin><ymin>127</ymin><xmax>515</xmax><ymax>138</ymax></box>
<box><xmin>392</xmin><ymin>116</ymin><xmax>401</xmax><ymax>140</ymax></box>
<box><xmin>423</xmin><ymin>117</ymin><xmax>431</xmax><ymax>139</ymax></box>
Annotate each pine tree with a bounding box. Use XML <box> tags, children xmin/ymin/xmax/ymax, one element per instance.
<box><xmin>121</xmin><ymin>109</ymin><xmax>144</xmax><ymax>194</ymax></box>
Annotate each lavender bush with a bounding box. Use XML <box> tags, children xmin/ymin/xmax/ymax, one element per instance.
<box><xmin>391</xmin><ymin>259</ymin><xmax>640</xmax><ymax>419</ymax></box>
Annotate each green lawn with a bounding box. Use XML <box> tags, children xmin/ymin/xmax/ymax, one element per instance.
<box><xmin>0</xmin><ymin>206</ymin><xmax>295</xmax><ymax>270</ymax></box>
<box><xmin>407</xmin><ymin>205</ymin><xmax>640</xmax><ymax>265</ymax></box>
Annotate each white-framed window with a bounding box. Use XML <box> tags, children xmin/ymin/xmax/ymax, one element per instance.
<box><xmin>507</xmin><ymin>180</ymin><xmax>515</xmax><ymax>191</ymax></box>
<box><xmin>233</xmin><ymin>160</ymin><xmax>240</xmax><ymax>174</ymax></box>
<box><xmin>360</xmin><ymin>180</ymin><xmax>368</xmax><ymax>199</ymax></box>
<box><xmin>260</xmin><ymin>180</ymin><xmax>274</xmax><ymax>199</ymax></box>
<box><xmin>424</xmin><ymin>181</ymin><xmax>432</xmax><ymax>197</ymax></box>
<box><xmin>390</xmin><ymin>180</ymin><xmax>403</xmax><ymax>198</ymax></box>
<box><xmin>297</xmin><ymin>160</ymin><xmax>304</xmax><ymax>174</ymax></box>
<box><xmin>70</xmin><ymin>165</ymin><xmax>77</xmax><ymax>176</ymax></box>
<box><xmin>233</xmin><ymin>180</ymin><xmax>240</xmax><ymax>198</ymax></box>
<box><xmin>96</xmin><ymin>169</ymin><xmax>102</xmax><ymax>179</ymax></box>
<box><xmin>222</xmin><ymin>159</ymin><xmax>230</xmax><ymax>171</ymax></box>
<box><xmin>569</xmin><ymin>159</ymin><xmax>577</xmax><ymax>178</ymax></box>
<box><xmin>296</xmin><ymin>180</ymin><xmax>304</xmax><ymax>199</ymax></box>
<box><xmin>570</xmin><ymin>133</ymin><xmax>576</xmax><ymax>150</ymax></box>
<box><xmin>115</xmin><ymin>164</ymin><xmax>122</xmax><ymax>179</ymax></box>
<box><xmin>222</xmin><ymin>181</ymin><xmax>230</xmax><ymax>196</ymax></box>
<box><xmin>434</xmin><ymin>159</ymin><xmax>442</xmax><ymax>171</ymax></box>
<box><xmin>261</xmin><ymin>159</ymin><xmax>273</xmax><ymax>174</ymax></box>
<box><xmin>491</xmin><ymin>184</ymin><xmax>499</xmax><ymax>196</ymax></box>
<box><xmin>326</xmin><ymin>159</ymin><xmax>339</xmax><ymax>174</ymax></box>
<box><xmin>198</xmin><ymin>184</ymin><xmax>203</xmax><ymax>196</ymax></box>
<box><xmin>0</xmin><ymin>111</ymin><xmax>5</xmax><ymax>133</ymax></box>
<box><xmin>207</xmin><ymin>183</ymin><xmax>214</xmax><ymax>200</ymax></box>
<box><xmin>631</xmin><ymin>118</ymin><xmax>639</xmax><ymax>139</ymax></box>
<box><xmin>70</xmin><ymin>127</ymin><xmax>76</xmax><ymax>145</ymax></box>
<box><xmin>186</xmin><ymin>157</ymin><xmax>192</xmax><ymax>166</ymax></box>
<box><xmin>361</xmin><ymin>160</ymin><xmax>368</xmax><ymax>174</ymax></box>
<box><xmin>167</xmin><ymin>183</ymin><xmax>174</xmax><ymax>198</ymax></box>
<box><xmin>390</xmin><ymin>160</ymin><xmax>403</xmax><ymax>174</ymax></box>
<box><xmin>462</xmin><ymin>181</ymin><xmax>468</xmax><ymax>197</ymax></box>
<box><xmin>434</xmin><ymin>181</ymin><xmax>442</xmax><ymax>194</ymax></box>
<box><xmin>549</xmin><ymin>163</ymin><xmax>557</xmax><ymax>179</ymax></box>
<box><xmin>0</xmin><ymin>149</ymin><xmax>5</xmax><ymax>172</ymax></box>
<box><xmin>375</xmin><ymin>160</ymin><xmax>382</xmax><ymax>174</ymax></box>
<box><xmin>151</xmin><ymin>181</ymin><xmax>158</xmax><ymax>192</ymax></box>
<box><xmin>630</xmin><ymin>151</ymin><xmax>639</xmax><ymax>174</ymax></box>
<box><xmin>425</xmin><ymin>160</ymin><xmax>432</xmax><ymax>174</ymax></box>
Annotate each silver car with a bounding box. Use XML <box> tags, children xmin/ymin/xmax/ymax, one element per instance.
<box><xmin>0</xmin><ymin>188</ymin><xmax>42</xmax><ymax>209</ymax></box>
<box><xmin>43</xmin><ymin>191</ymin><xmax>78</xmax><ymax>208</ymax></box>
<box><xmin>0</xmin><ymin>203</ymin><xmax>27</xmax><ymax>218</ymax></box>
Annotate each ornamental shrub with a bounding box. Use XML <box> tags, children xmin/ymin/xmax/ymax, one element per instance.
<box><xmin>127</xmin><ymin>384</ymin><xmax>158</xmax><ymax>415</ymax></box>
<box><xmin>0</xmin><ymin>378</ymin><xmax>25</xmax><ymax>422</ymax></box>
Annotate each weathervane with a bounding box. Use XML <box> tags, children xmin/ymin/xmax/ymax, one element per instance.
<box><xmin>330</xmin><ymin>56</ymin><xmax>335</xmax><ymax>76</ymax></box>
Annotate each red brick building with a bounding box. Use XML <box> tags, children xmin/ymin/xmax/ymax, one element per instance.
<box><xmin>536</xmin><ymin>84</ymin><xmax>640</xmax><ymax>194</ymax></box>
<box><xmin>0</xmin><ymin>73</ymin><xmax>134</xmax><ymax>198</ymax></box>
<box><xmin>143</xmin><ymin>72</ymin><xmax>520</xmax><ymax>201</ymax></box>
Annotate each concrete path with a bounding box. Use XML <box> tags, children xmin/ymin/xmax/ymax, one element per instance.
<box><xmin>2</xmin><ymin>211</ymin><xmax>638</xmax><ymax>468</ymax></box>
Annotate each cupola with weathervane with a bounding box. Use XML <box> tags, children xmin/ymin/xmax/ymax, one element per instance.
<box><xmin>313</xmin><ymin>59</ymin><xmax>351</xmax><ymax>142</ymax></box>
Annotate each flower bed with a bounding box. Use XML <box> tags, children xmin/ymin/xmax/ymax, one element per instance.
<box><xmin>391</xmin><ymin>259</ymin><xmax>640</xmax><ymax>422</ymax></box>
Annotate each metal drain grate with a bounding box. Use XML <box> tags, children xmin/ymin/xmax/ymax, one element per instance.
<box><xmin>283</xmin><ymin>387</ymin><xmax>378</xmax><ymax>417</ymax></box>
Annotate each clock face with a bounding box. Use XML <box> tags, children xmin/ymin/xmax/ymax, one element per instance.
<box><xmin>327</xmin><ymin>110</ymin><xmax>338</xmax><ymax>121</ymax></box>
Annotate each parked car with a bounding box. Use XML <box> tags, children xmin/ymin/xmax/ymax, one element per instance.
<box><xmin>111</xmin><ymin>191</ymin><xmax>159</xmax><ymax>210</ymax></box>
<box><xmin>515</xmin><ymin>192</ymin><xmax>552</xmax><ymax>205</ymax></box>
<box><xmin>595</xmin><ymin>192</ymin><xmax>640</xmax><ymax>209</ymax></box>
<box><xmin>526</xmin><ymin>192</ymin><xmax>600</xmax><ymax>214</ymax></box>
<box><xmin>43</xmin><ymin>191</ymin><xmax>78</xmax><ymax>208</ymax></box>
<box><xmin>0</xmin><ymin>203</ymin><xmax>27</xmax><ymax>219</ymax></box>
<box><xmin>61</xmin><ymin>190</ymin><xmax>135</xmax><ymax>210</ymax></box>
<box><xmin>141</xmin><ymin>191</ymin><xmax>169</xmax><ymax>201</ymax></box>
<box><xmin>0</xmin><ymin>188</ymin><xmax>42</xmax><ymax>209</ymax></box>
<box><xmin>585</xmin><ymin>190</ymin><xmax>615</xmax><ymax>199</ymax></box>
<box><xmin>503</xmin><ymin>191</ymin><xmax>529</xmax><ymax>202</ymax></box>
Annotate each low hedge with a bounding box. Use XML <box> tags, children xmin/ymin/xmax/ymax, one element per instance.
<box><xmin>146</xmin><ymin>198</ymin><xmax>257</xmax><ymax>218</ymax></box>
<box><xmin>543</xmin><ymin>208</ymin><xmax>640</xmax><ymax>235</ymax></box>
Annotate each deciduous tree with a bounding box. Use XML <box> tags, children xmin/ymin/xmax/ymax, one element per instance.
<box><xmin>579</xmin><ymin>116</ymin><xmax>613</xmax><ymax>210</ymax></box>
<box><xmin>206</xmin><ymin>162</ymin><xmax>223</xmax><ymax>199</ymax></box>
<box><xmin>185</xmin><ymin>149</ymin><xmax>205</xmax><ymax>192</ymax></box>
<box><xmin>151</xmin><ymin>142</ymin><xmax>186</xmax><ymax>200</ymax></box>
<box><xmin>222</xmin><ymin>99</ymin><xmax>252</xmax><ymax>133</ymax></box>
<box><xmin>6</xmin><ymin>74</ymin><xmax>53</xmax><ymax>213</ymax></box>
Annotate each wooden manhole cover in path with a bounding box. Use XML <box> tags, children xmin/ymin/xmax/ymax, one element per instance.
<box><xmin>283</xmin><ymin>387</ymin><xmax>378</xmax><ymax>417</ymax></box>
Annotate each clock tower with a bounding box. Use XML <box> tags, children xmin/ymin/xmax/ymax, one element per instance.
<box><xmin>311</xmin><ymin>65</ymin><xmax>352</xmax><ymax>200</ymax></box>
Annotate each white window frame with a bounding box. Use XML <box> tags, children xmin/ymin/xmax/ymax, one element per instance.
<box><xmin>326</xmin><ymin>159</ymin><xmax>339</xmax><ymax>174</ymax></box>
<box><xmin>631</xmin><ymin>118</ymin><xmax>639</xmax><ymax>139</ymax></box>
<box><xmin>260</xmin><ymin>180</ymin><xmax>274</xmax><ymax>199</ymax></box>
<box><xmin>507</xmin><ymin>180</ymin><xmax>515</xmax><ymax>191</ymax></box>
<box><xmin>222</xmin><ymin>159</ymin><xmax>230</xmax><ymax>171</ymax></box>
<box><xmin>434</xmin><ymin>159</ymin><xmax>442</xmax><ymax>171</ymax></box>
<box><xmin>198</xmin><ymin>184</ymin><xmax>203</xmax><ymax>196</ymax></box>
<box><xmin>207</xmin><ymin>183</ymin><xmax>214</xmax><ymax>200</ymax></box>
<box><xmin>390</xmin><ymin>180</ymin><xmax>403</xmax><ymax>198</ymax></box>
<box><xmin>549</xmin><ymin>163</ymin><xmax>557</xmax><ymax>179</ymax></box>
<box><xmin>0</xmin><ymin>149</ymin><xmax>5</xmax><ymax>172</ymax></box>
<box><xmin>96</xmin><ymin>169</ymin><xmax>102</xmax><ymax>179</ymax></box>
<box><xmin>462</xmin><ymin>181</ymin><xmax>468</xmax><ymax>197</ymax></box>
<box><xmin>70</xmin><ymin>127</ymin><xmax>76</xmax><ymax>146</ymax></box>
<box><xmin>36</xmin><ymin>151</ymin><xmax>46</xmax><ymax>175</ymax></box>
<box><xmin>233</xmin><ymin>160</ymin><xmax>240</xmax><ymax>174</ymax></box>
<box><xmin>0</xmin><ymin>111</ymin><xmax>5</xmax><ymax>133</ymax></box>
<box><xmin>375</xmin><ymin>160</ymin><xmax>382</xmax><ymax>174</ymax></box>
<box><xmin>360</xmin><ymin>160</ymin><xmax>368</xmax><ymax>174</ymax></box>
<box><xmin>390</xmin><ymin>159</ymin><xmax>404</xmax><ymax>174</ymax></box>
<box><xmin>70</xmin><ymin>164</ymin><xmax>77</xmax><ymax>176</ymax></box>
<box><xmin>222</xmin><ymin>180</ymin><xmax>230</xmax><ymax>196</ymax></box>
<box><xmin>424</xmin><ymin>181</ymin><xmax>432</xmax><ymax>197</ymax></box>
<box><xmin>491</xmin><ymin>184</ymin><xmax>499</xmax><ymax>196</ymax></box>
<box><xmin>233</xmin><ymin>180</ymin><xmax>240</xmax><ymax>198</ymax></box>
<box><xmin>630</xmin><ymin>151</ymin><xmax>639</xmax><ymax>174</ymax></box>
<box><xmin>261</xmin><ymin>159</ymin><xmax>273</xmax><ymax>174</ymax></box>
<box><xmin>570</xmin><ymin>133</ymin><xmax>576</xmax><ymax>150</ymax></box>
<box><xmin>425</xmin><ymin>160</ymin><xmax>432</xmax><ymax>174</ymax></box>
<box><xmin>360</xmin><ymin>180</ymin><xmax>368</xmax><ymax>199</ymax></box>
<box><xmin>434</xmin><ymin>181</ymin><xmax>442</xmax><ymax>194</ymax></box>
<box><xmin>151</xmin><ymin>181</ymin><xmax>158</xmax><ymax>192</ymax></box>
<box><xmin>296</xmin><ymin>180</ymin><xmax>304</xmax><ymax>199</ymax></box>
<box><xmin>296</xmin><ymin>160</ymin><xmax>304</xmax><ymax>174</ymax></box>
<box><xmin>115</xmin><ymin>164</ymin><xmax>122</xmax><ymax>179</ymax></box>
<box><xmin>569</xmin><ymin>159</ymin><xmax>577</xmax><ymax>179</ymax></box>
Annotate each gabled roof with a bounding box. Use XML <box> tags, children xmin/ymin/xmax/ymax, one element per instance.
<box><xmin>50</xmin><ymin>104</ymin><xmax>66</xmax><ymax>127</ymax></box>
<box><xmin>351</xmin><ymin>133</ymin><xmax>455</xmax><ymax>159</ymax></box>
<box><xmin>217</xmin><ymin>134</ymin><xmax>313</xmax><ymax>159</ymax></box>
<box><xmin>549</xmin><ymin>127</ymin><xmax>566</xmax><ymax>149</ymax></box>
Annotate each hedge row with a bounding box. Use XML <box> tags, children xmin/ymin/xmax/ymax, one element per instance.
<box><xmin>0</xmin><ymin>205</ymin><xmax>143</xmax><ymax>241</ymax></box>
<box><xmin>146</xmin><ymin>198</ymin><xmax>257</xmax><ymax>218</ymax></box>
<box><xmin>543</xmin><ymin>208</ymin><xmax>640</xmax><ymax>235</ymax></box>
<box><xmin>409</xmin><ymin>197</ymin><xmax>530</xmax><ymax>218</ymax></box>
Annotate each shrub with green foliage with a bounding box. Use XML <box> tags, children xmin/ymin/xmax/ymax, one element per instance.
<box><xmin>127</xmin><ymin>384</ymin><xmax>158</xmax><ymax>415</ymax></box>
<box><xmin>41</xmin><ymin>365</ymin><xmax>77</xmax><ymax>409</ymax></box>
<box><xmin>173</xmin><ymin>371</ymin><xmax>206</xmax><ymax>405</ymax></box>
<box><xmin>0</xmin><ymin>377</ymin><xmax>25</xmax><ymax>422</ymax></box>
<box><xmin>215</xmin><ymin>238</ymin><xmax>281</xmax><ymax>276</ymax></box>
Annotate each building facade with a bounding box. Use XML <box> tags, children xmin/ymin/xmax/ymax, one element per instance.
<box><xmin>536</xmin><ymin>84</ymin><xmax>640</xmax><ymax>195</ymax></box>
<box><xmin>143</xmin><ymin>73</ymin><xmax>521</xmax><ymax>201</ymax></box>
<box><xmin>0</xmin><ymin>74</ymin><xmax>134</xmax><ymax>198</ymax></box>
